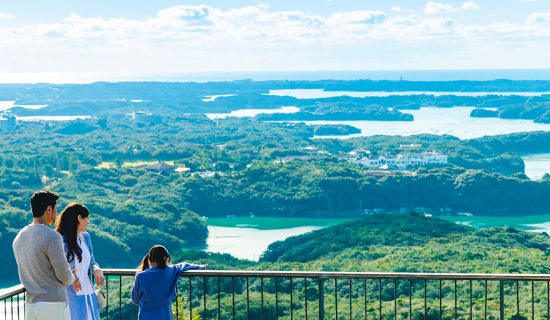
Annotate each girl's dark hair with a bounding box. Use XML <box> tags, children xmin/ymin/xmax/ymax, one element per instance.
<box><xmin>138</xmin><ymin>245</ymin><xmax>170</xmax><ymax>272</ymax></box>
<box><xmin>55</xmin><ymin>203</ymin><xmax>89</xmax><ymax>263</ymax></box>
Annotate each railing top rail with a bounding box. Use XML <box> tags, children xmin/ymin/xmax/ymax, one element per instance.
<box><xmin>102</xmin><ymin>269</ymin><xmax>550</xmax><ymax>281</ymax></box>
<box><xmin>3</xmin><ymin>270</ymin><xmax>547</xmax><ymax>300</ymax></box>
<box><xmin>0</xmin><ymin>285</ymin><xmax>25</xmax><ymax>301</ymax></box>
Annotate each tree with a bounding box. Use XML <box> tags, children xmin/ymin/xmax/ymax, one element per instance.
<box><xmin>114</xmin><ymin>154</ymin><xmax>124</xmax><ymax>169</ymax></box>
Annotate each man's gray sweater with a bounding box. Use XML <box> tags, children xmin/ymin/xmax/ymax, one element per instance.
<box><xmin>12</xmin><ymin>224</ymin><xmax>75</xmax><ymax>303</ymax></box>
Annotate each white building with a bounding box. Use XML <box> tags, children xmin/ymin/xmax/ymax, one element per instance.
<box><xmin>399</xmin><ymin>143</ymin><xmax>422</xmax><ymax>149</ymax></box>
<box><xmin>350</xmin><ymin>151</ymin><xmax>447</xmax><ymax>169</ymax></box>
<box><xmin>0</xmin><ymin>112</ymin><xmax>16</xmax><ymax>131</ymax></box>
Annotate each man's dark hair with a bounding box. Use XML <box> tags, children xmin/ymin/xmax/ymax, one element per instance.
<box><xmin>30</xmin><ymin>190</ymin><xmax>59</xmax><ymax>218</ymax></box>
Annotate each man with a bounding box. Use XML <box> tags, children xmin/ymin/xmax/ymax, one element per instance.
<box><xmin>13</xmin><ymin>190</ymin><xmax>75</xmax><ymax>320</ymax></box>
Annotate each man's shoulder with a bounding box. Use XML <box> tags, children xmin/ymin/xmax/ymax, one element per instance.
<box><xmin>13</xmin><ymin>225</ymin><xmax>59</xmax><ymax>250</ymax></box>
<box><xmin>26</xmin><ymin>225</ymin><xmax>62</xmax><ymax>242</ymax></box>
<box><xmin>14</xmin><ymin>225</ymin><xmax>30</xmax><ymax>236</ymax></box>
<box><xmin>40</xmin><ymin>225</ymin><xmax>61</xmax><ymax>237</ymax></box>
<box><xmin>13</xmin><ymin>225</ymin><xmax>29</xmax><ymax>246</ymax></box>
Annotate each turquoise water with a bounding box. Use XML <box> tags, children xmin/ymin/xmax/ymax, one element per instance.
<box><xmin>440</xmin><ymin>214</ymin><xmax>550</xmax><ymax>233</ymax></box>
<box><xmin>205</xmin><ymin>217</ymin><xmax>350</xmax><ymax>261</ymax></box>
<box><xmin>522</xmin><ymin>153</ymin><xmax>550</xmax><ymax>180</ymax></box>
<box><xmin>206</xmin><ymin>106</ymin><xmax>299</xmax><ymax>119</ymax></box>
<box><xmin>305</xmin><ymin>107</ymin><xmax>550</xmax><ymax>139</ymax></box>
<box><xmin>209</xmin><ymin>106</ymin><xmax>550</xmax><ymax>139</ymax></box>
<box><xmin>0</xmin><ymin>100</ymin><xmax>48</xmax><ymax>111</ymax></box>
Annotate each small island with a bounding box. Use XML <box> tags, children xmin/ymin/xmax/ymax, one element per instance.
<box><xmin>470</xmin><ymin>108</ymin><xmax>499</xmax><ymax>118</ymax></box>
<box><xmin>256</xmin><ymin>103</ymin><xmax>414</xmax><ymax>121</ymax></box>
<box><xmin>313</xmin><ymin>124</ymin><xmax>361</xmax><ymax>136</ymax></box>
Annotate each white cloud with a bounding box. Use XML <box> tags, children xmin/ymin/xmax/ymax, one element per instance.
<box><xmin>424</xmin><ymin>1</ymin><xmax>480</xmax><ymax>15</ymax></box>
<box><xmin>526</xmin><ymin>11</ymin><xmax>550</xmax><ymax>23</ymax></box>
<box><xmin>390</xmin><ymin>6</ymin><xmax>402</xmax><ymax>12</ymax></box>
<box><xmin>461</xmin><ymin>2</ymin><xmax>481</xmax><ymax>11</ymax></box>
<box><xmin>328</xmin><ymin>10</ymin><xmax>386</xmax><ymax>25</ymax></box>
<box><xmin>0</xmin><ymin>4</ymin><xmax>546</xmax><ymax>47</ymax></box>
<box><xmin>0</xmin><ymin>12</ymin><xmax>15</xmax><ymax>19</ymax></box>
<box><xmin>155</xmin><ymin>5</ymin><xmax>219</xmax><ymax>26</ymax></box>
<box><xmin>424</xmin><ymin>1</ymin><xmax>461</xmax><ymax>15</ymax></box>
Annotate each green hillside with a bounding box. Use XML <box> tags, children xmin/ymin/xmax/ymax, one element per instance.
<box><xmin>260</xmin><ymin>213</ymin><xmax>550</xmax><ymax>275</ymax></box>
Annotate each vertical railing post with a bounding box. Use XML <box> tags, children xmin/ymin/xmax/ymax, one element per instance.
<box><xmin>106</xmin><ymin>275</ymin><xmax>110</xmax><ymax>320</ymax></box>
<box><xmin>119</xmin><ymin>276</ymin><xmax>122</xmax><ymax>320</ymax></box>
<box><xmin>190</xmin><ymin>277</ymin><xmax>193</xmax><ymax>320</ymax></box>
<box><xmin>305</xmin><ymin>278</ymin><xmax>308</xmax><ymax>320</ymax></box>
<box><xmin>246</xmin><ymin>277</ymin><xmax>250</xmax><ymax>320</ymax></box>
<box><xmin>217</xmin><ymin>276</ymin><xmax>221</xmax><ymax>320</ymax></box>
<box><xmin>500</xmin><ymin>281</ymin><xmax>505</xmax><ymax>320</ymax></box>
<box><xmin>203</xmin><ymin>276</ymin><xmax>207</xmax><ymax>320</ymax></box>
<box><xmin>318</xmin><ymin>277</ymin><xmax>326</xmax><ymax>320</ymax></box>
<box><xmin>260</xmin><ymin>277</ymin><xmax>264</xmax><ymax>320</ymax></box>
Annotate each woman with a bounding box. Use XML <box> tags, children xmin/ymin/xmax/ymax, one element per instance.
<box><xmin>131</xmin><ymin>245</ymin><xmax>206</xmax><ymax>320</ymax></box>
<box><xmin>56</xmin><ymin>203</ymin><xmax>104</xmax><ymax>320</ymax></box>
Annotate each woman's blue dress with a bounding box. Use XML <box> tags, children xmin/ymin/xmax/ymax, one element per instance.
<box><xmin>63</xmin><ymin>232</ymin><xmax>100</xmax><ymax>320</ymax></box>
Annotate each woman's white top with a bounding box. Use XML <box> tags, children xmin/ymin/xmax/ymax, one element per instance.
<box><xmin>75</xmin><ymin>233</ymin><xmax>94</xmax><ymax>296</ymax></box>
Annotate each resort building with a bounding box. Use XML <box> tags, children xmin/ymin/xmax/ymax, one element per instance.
<box><xmin>351</xmin><ymin>151</ymin><xmax>448</xmax><ymax>169</ymax></box>
<box><xmin>399</xmin><ymin>143</ymin><xmax>423</xmax><ymax>149</ymax></box>
<box><xmin>137</xmin><ymin>162</ymin><xmax>177</xmax><ymax>175</ymax></box>
<box><xmin>0</xmin><ymin>112</ymin><xmax>16</xmax><ymax>131</ymax></box>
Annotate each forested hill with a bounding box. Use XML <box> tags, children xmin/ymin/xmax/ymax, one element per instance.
<box><xmin>260</xmin><ymin>213</ymin><xmax>550</xmax><ymax>274</ymax></box>
<box><xmin>260</xmin><ymin>213</ymin><xmax>469</xmax><ymax>262</ymax></box>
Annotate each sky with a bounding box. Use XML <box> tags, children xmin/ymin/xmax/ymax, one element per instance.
<box><xmin>0</xmin><ymin>0</ymin><xmax>549</xmax><ymax>82</ymax></box>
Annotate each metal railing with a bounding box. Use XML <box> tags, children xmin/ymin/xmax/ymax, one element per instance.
<box><xmin>1</xmin><ymin>270</ymin><xmax>549</xmax><ymax>319</ymax></box>
<box><xmin>0</xmin><ymin>285</ymin><xmax>25</xmax><ymax>320</ymax></box>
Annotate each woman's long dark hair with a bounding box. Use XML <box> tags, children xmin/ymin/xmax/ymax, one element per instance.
<box><xmin>56</xmin><ymin>203</ymin><xmax>89</xmax><ymax>263</ymax></box>
<box><xmin>138</xmin><ymin>245</ymin><xmax>170</xmax><ymax>272</ymax></box>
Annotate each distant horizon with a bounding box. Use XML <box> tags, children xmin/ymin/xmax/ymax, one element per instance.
<box><xmin>2</xmin><ymin>69</ymin><xmax>550</xmax><ymax>84</ymax></box>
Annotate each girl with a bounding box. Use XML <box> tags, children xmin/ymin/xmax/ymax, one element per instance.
<box><xmin>56</xmin><ymin>203</ymin><xmax>104</xmax><ymax>320</ymax></box>
<box><xmin>131</xmin><ymin>245</ymin><xmax>206</xmax><ymax>320</ymax></box>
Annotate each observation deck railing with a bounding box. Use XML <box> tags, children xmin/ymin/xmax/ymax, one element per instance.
<box><xmin>1</xmin><ymin>270</ymin><xmax>549</xmax><ymax>319</ymax></box>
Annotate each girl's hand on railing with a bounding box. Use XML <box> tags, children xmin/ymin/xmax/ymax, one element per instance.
<box><xmin>94</xmin><ymin>269</ymin><xmax>105</xmax><ymax>286</ymax></box>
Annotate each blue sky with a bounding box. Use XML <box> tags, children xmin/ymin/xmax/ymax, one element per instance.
<box><xmin>0</xmin><ymin>1</ymin><xmax>549</xmax><ymax>82</ymax></box>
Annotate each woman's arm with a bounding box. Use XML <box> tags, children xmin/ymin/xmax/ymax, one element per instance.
<box><xmin>83</xmin><ymin>232</ymin><xmax>104</xmax><ymax>285</ymax></box>
<box><xmin>83</xmin><ymin>232</ymin><xmax>100</xmax><ymax>271</ymax></box>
